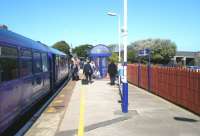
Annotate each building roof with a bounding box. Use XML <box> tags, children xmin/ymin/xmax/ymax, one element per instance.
<box><xmin>175</xmin><ymin>51</ymin><xmax>196</xmax><ymax>57</ymax></box>
<box><xmin>89</xmin><ymin>44</ymin><xmax>111</xmax><ymax>57</ymax></box>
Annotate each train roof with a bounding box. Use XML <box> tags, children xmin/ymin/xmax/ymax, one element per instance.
<box><xmin>0</xmin><ymin>29</ymin><xmax>50</xmax><ymax>52</ymax></box>
<box><xmin>49</xmin><ymin>47</ymin><xmax>66</xmax><ymax>56</ymax></box>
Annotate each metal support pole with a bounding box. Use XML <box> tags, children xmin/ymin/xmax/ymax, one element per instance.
<box><xmin>118</xmin><ymin>16</ymin><xmax>121</xmax><ymax>62</ymax></box>
<box><xmin>122</xmin><ymin>0</ymin><xmax>128</xmax><ymax>113</ymax></box>
<box><xmin>118</xmin><ymin>16</ymin><xmax>121</xmax><ymax>87</ymax></box>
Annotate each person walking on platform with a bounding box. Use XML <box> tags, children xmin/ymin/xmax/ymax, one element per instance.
<box><xmin>83</xmin><ymin>60</ymin><xmax>93</xmax><ymax>83</ymax></box>
<box><xmin>72</xmin><ymin>63</ymin><xmax>79</xmax><ymax>81</ymax></box>
<box><xmin>70</xmin><ymin>59</ymin><xmax>79</xmax><ymax>81</ymax></box>
<box><xmin>90</xmin><ymin>61</ymin><xmax>96</xmax><ymax>79</ymax></box>
<box><xmin>108</xmin><ymin>61</ymin><xmax>117</xmax><ymax>85</ymax></box>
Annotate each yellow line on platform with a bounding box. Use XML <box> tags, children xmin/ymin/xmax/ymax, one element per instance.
<box><xmin>77</xmin><ymin>85</ymin><xmax>85</xmax><ymax>136</ymax></box>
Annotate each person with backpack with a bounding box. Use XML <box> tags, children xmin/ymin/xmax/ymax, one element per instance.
<box><xmin>83</xmin><ymin>60</ymin><xmax>93</xmax><ymax>83</ymax></box>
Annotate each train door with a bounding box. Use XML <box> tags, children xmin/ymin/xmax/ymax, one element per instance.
<box><xmin>65</xmin><ymin>56</ymin><xmax>69</xmax><ymax>76</ymax></box>
<box><xmin>32</xmin><ymin>51</ymin><xmax>43</xmax><ymax>96</ymax></box>
<box><xmin>55</xmin><ymin>55</ymin><xmax>59</xmax><ymax>83</ymax></box>
<box><xmin>41</xmin><ymin>53</ymin><xmax>50</xmax><ymax>91</ymax></box>
<box><xmin>19</xmin><ymin>48</ymin><xmax>33</xmax><ymax>107</ymax></box>
<box><xmin>48</xmin><ymin>53</ymin><xmax>54</xmax><ymax>91</ymax></box>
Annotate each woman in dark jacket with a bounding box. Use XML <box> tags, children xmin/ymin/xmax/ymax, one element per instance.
<box><xmin>83</xmin><ymin>61</ymin><xmax>93</xmax><ymax>83</ymax></box>
<box><xmin>108</xmin><ymin>61</ymin><xmax>117</xmax><ymax>85</ymax></box>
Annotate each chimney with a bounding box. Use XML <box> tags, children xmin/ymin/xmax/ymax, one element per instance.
<box><xmin>0</xmin><ymin>24</ymin><xmax>8</xmax><ymax>30</ymax></box>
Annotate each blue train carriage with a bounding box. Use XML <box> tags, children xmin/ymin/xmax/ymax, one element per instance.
<box><xmin>49</xmin><ymin>47</ymin><xmax>69</xmax><ymax>90</ymax></box>
<box><xmin>0</xmin><ymin>28</ymin><xmax>68</xmax><ymax>133</ymax></box>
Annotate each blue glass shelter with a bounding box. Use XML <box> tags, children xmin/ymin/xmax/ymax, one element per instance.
<box><xmin>89</xmin><ymin>44</ymin><xmax>111</xmax><ymax>78</ymax></box>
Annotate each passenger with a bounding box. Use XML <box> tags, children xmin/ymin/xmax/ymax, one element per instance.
<box><xmin>72</xmin><ymin>60</ymin><xmax>79</xmax><ymax>81</ymax></box>
<box><xmin>108</xmin><ymin>61</ymin><xmax>117</xmax><ymax>85</ymax></box>
<box><xmin>95</xmin><ymin>68</ymin><xmax>101</xmax><ymax>79</ymax></box>
<box><xmin>90</xmin><ymin>61</ymin><xmax>96</xmax><ymax>79</ymax></box>
<box><xmin>83</xmin><ymin>60</ymin><xmax>93</xmax><ymax>83</ymax></box>
<box><xmin>70</xmin><ymin>60</ymin><xmax>74</xmax><ymax>71</ymax></box>
<box><xmin>80</xmin><ymin>60</ymin><xmax>84</xmax><ymax>69</ymax></box>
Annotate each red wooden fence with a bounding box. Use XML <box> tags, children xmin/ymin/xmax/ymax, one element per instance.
<box><xmin>140</xmin><ymin>65</ymin><xmax>148</xmax><ymax>90</ymax></box>
<box><xmin>127</xmin><ymin>64</ymin><xmax>200</xmax><ymax>115</ymax></box>
<box><xmin>127</xmin><ymin>64</ymin><xmax>138</xmax><ymax>85</ymax></box>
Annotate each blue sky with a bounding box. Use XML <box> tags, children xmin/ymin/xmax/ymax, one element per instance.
<box><xmin>1</xmin><ymin>0</ymin><xmax>200</xmax><ymax>51</ymax></box>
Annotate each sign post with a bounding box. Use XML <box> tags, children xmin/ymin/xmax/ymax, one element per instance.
<box><xmin>138</xmin><ymin>48</ymin><xmax>151</xmax><ymax>91</ymax></box>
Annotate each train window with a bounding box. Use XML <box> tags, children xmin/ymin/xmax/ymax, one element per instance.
<box><xmin>0</xmin><ymin>46</ymin><xmax>18</xmax><ymax>57</ymax></box>
<box><xmin>59</xmin><ymin>57</ymin><xmax>63</xmax><ymax>68</ymax></box>
<box><xmin>0</xmin><ymin>58</ymin><xmax>18</xmax><ymax>83</ymax></box>
<box><xmin>20</xmin><ymin>60</ymin><xmax>32</xmax><ymax>77</ymax></box>
<box><xmin>59</xmin><ymin>57</ymin><xmax>61</xmax><ymax>66</ymax></box>
<box><xmin>33</xmin><ymin>52</ymin><xmax>42</xmax><ymax>73</ymax></box>
<box><xmin>20</xmin><ymin>49</ymin><xmax>32</xmax><ymax>57</ymax></box>
<box><xmin>61</xmin><ymin>57</ymin><xmax>66</xmax><ymax>67</ymax></box>
<box><xmin>42</xmin><ymin>53</ymin><xmax>48</xmax><ymax>72</ymax></box>
<box><xmin>56</xmin><ymin>56</ymin><xmax>59</xmax><ymax>67</ymax></box>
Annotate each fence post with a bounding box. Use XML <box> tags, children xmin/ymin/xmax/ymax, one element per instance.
<box><xmin>147</xmin><ymin>53</ymin><xmax>151</xmax><ymax>92</ymax></box>
<box><xmin>138</xmin><ymin>63</ymin><xmax>141</xmax><ymax>86</ymax></box>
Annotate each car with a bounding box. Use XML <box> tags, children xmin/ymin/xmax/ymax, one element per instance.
<box><xmin>187</xmin><ymin>66</ymin><xmax>200</xmax><ymax>72</ymax></box>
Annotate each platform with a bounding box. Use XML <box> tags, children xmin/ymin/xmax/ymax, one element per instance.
<box><xmin>25</xmin><ymin>77</ymin><xmax>200</xmax><ymax>136</ymax></box>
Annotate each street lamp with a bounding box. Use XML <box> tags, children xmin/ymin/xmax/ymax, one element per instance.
<box><xmin>107</xmin><ymin>12</ymin><xmax>121</xmax><ymax>62</ymax></box>
<box><xmin>107</xmin><ymin>0</ymin><xmax>128</xmax><ymax>113</ymax></box>
<box><xmin>107</xmin><ymin>11</ymin><xmax>123</xmax><ymax>97</ymax></box>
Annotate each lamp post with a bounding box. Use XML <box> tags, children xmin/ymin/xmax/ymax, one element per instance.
<box><xmin>107</xmin><ymin>12</ymin><xmax>122</xmax><ymax>94</ymax></box>
<box><xmin>122</xmin><ymin>0</ymin><xmax>128</xmax><ymax>113</ymax></box>
<box><xmin>107</xmin><ymin>12</ymin><xmax>121</xmax><ymax>62</ymax></box>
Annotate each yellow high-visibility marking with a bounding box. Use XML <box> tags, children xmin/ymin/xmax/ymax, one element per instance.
<box><xmin>53</xmin><ymin>100</ymin><xmax>63</xmax><ymax>104</ymax></box>
<box><xmin>59</xmin><ymin>94</ymin><xmax>65</xmax><ymax>97</ymax></box>
<box><xmin>78</xmin><ymin>86</ymin><xmax>85</xmax><ymax>136</ymax></box>
<box><xmin>46</xmin><ymin>107</ymin><xmax>56</xmax><ymax>113</ymax></box>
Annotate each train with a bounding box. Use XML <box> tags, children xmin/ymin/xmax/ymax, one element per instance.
<box><xmin>0</xmin><ymin>28</ymin><xmax>71</xmax><ymax>134</ymax></box>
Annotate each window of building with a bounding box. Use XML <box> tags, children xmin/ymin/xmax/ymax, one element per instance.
<box><xmin>42</xmin><ymin>53</ymin><xmax>48</xmax><ymax>72</ymax></box>
<box><xmin>33</xmin><ymin>52</ymin><xmax>41</xmax><ymax>73</ymax></box>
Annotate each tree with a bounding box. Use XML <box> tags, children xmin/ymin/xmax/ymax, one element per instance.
<box><xmin>108</xmin><ymin>44</ymin><xmax>118</xmax><ymax>52</ymax></box>
<box><xmin>151</xmin><ymin>39</ymin><xmax>176</xmax><ymax>64</ymax></box>
<box><xmin>108</xmin><ymin>52</ymin><xmax>118</xmax><ymax>63</ymax></box>
<box><xmin>128</xmin><ymin>39</ymin><xmax>177</xmax><ymax>64</ymax></box>
<box><xmin>127</xmin><ymin>50</ymin><xmax>137</xmax><ymax>63</ymax></box>
<box><xmin>73</xmin><ymin>44</ymin><xmax>93</xmax><ymax>58</ymax></box>
<box><xmin>52</xmin><ymin>41</ymin><xmax>70</xmax><ymax>54</ymax></box>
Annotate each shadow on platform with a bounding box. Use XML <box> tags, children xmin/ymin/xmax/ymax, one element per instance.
<box><xmin>57</xmin><ymin>116</ymin><xmax>132</xmax><ymax>136</ymax></box>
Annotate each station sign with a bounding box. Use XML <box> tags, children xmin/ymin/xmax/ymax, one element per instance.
<box><xmin>138</xmin><ymin>48</ymin><xmax>150</xmax><ymax>57</ymax></box>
